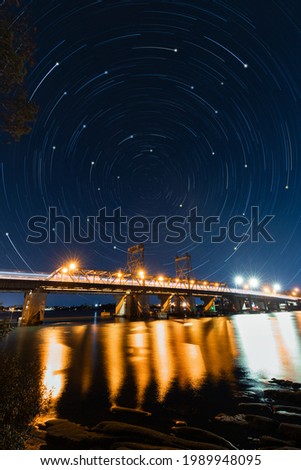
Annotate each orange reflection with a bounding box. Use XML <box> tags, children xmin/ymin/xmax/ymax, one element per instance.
<box><xmin>39</xmin><ymin>329</ymin><xmax>71</xmax><ymax>401</ymax></box>
<box><xmin>151</xmin><ymin>322</ymin><xmax>175</xmax><ymax>402</ymax></box>
<box><xmin>103</xmin><ymin>324</ymin><xmax>125</xmax><ymax>405</ymax></box>
<box><xmin>127</xmin><ymin>326</ymin><xmax>151</xmax><ymax>408</ymax></box>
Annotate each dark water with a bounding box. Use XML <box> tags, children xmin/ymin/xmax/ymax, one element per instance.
<box><xmin>1</xmin><ymin>311</ymin><xmax>301</xmax><ymax>428</ymax></box>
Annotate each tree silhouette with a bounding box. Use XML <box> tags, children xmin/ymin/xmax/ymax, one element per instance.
<box><xmin>0</xmin><ymin>0</ymin><xmax>37</xmax><ymax>141</ymax></box>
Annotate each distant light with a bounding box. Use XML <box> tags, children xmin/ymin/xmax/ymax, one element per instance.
<box><xmin>69</xmin><ymin>262</ymin><xmax>77</xmax><ymax>270</ymax></box>
<box><xmin>95</xmin><ymin>303</ymin><xmax>98</xmax><ymax>307</ymax></box>
<box><xmin>244</xmin><ymin>63</ymin><xmax>248</xmax><ymax>68</ymax></box>
<box><xmin>234</xmin><ymin>275</ymin><xmax>244</xmax><ymax>286</ymax></box>
<box><xmin>182</xmin><ymin>301</ymin><xmax>187</xmax><ymax>308</ymax></box>
<box><xmin>138</xmin><ymin>270</ymin><xmax>145</xmax><ymax>279</ymax></box>
<box><xmin>62</xmin><ymin>267</ymin><xmax>68</xmax><ymax>273</ymax></box>
<box><xmin>273</xmin><ymin>283</ymin><xmax>281</xmax><ymax>293</ymax></box>
<box><xmin>243</xmin><ymin>283</ymin><xmax>249</xmax><ymax>290</ymax></box>
<box><xmin>249</xmin><ymin>277</ymin><xmax>259</xmax><ymax>289</ymax></box>
<box><xmin>117</xmin><ymin>271</ymin><xmax>122</xmax><ymax>278</ymax></box>
<box><xmin>294</xmin><ymin>287</ymin><xmax>299</xmax><ymax>292</ymax></box>
<box><xmin>158</xmin><ymin>276</ymin><xmax>164</xmax><ymax>282</ymax></box>
<box><xmin>174</xmin><ymin>48</ymin><xmax>178</xmax><ymax>52</ymax></box>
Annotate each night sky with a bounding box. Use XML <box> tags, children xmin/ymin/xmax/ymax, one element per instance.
<box><xmin>1</xmin><ymin>0</ymin><xmax>301</xmax><ymax>305</ymax></box>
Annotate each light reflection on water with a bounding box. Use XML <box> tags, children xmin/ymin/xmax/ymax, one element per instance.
<box><xmin>1</xmin><ymin>312</ymin><xmax>301</xmax><ymax>425</ymax></box>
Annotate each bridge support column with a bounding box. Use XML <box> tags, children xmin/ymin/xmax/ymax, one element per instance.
<box><xmin>126</xmin><ymin>293</ymin><xmax>149</xmax><ymax>319</ymax></box>
<box><xmin>232</xmin><ymin>297</ymin><xmax>243</xmax><ymax>313</ymax></box>
<box><xmin>201</xmin><ymin>296</ymin><xmax>216</xmax><ymax>313</ymax></box>
<box><xmin>171</xmin><ymin>295</ymin><xmax>196</xmax><ymax>316</ymax></box>
<box><xmin>115</xmin><ymin>293</ymin><xmax>150</xmax><ymax>318</ymax></box>
<box><xmin>114</xmin><ymin>294</ymin><xmax>127</xmax><ymax>316</ymax></box>
<box><xmin>21</xmin><ymin>289</ymin><xmax>47</xmax><ymax>326</ymax></box>
<box><xmin>159</xmin><ymin>295</ymin><xmax>173</xmax><ymax>313</ymax></box>
<box><xmin>266</xmin><ymin>300</ymin><xmax>281</xmax><ymax>312</ymax></box>
<box><xmin>185</xmin><ymin>295</ymin><xmax>196</xmax><ymax>315</ymax></box>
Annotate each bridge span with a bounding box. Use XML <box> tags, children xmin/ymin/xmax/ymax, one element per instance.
<box><xmin>0</xmin><ymin>265</ymin><xmax>300</xmax><ymax>325</ymax></box>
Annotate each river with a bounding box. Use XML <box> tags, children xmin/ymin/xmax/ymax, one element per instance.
<box><xmin>1</xmin><ymin>311</ymin><xmax>301</xmax><ymax>429</ymax></box>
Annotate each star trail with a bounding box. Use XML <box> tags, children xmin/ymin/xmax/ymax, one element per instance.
<box><xmin>1</xmin><ymin>0</ymin><xmax>301</xmax><ymax>304</ymax></box>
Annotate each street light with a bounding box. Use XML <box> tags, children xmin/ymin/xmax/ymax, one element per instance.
<box><xmin>138</xmin><ymin>270</ymin><xmax>145</xmax><ymax>279</ymax></box>
<box><xmin>249</xmin><ymin>277</ymin><xmax>259</xmax><ymax>289</ymax></box>
<box><xmin>273</xmin><ymin>283</ymin><xmax>281</xmax><ymax>293</ymax></box>
<box><xmin>69</xmin><ymin>262</ymin><xmax>77</xmax><ymax>271</ymax></box>
<box><xmin>234</xmin><ymin>275</ymin><xmax>244</xmax><ymax>288</ymax></box>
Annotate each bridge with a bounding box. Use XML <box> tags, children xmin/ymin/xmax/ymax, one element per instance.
<box><xmin>0</xmin><ymin>245</ymin><xmax>300</xmax><ymax>325</ymax></box>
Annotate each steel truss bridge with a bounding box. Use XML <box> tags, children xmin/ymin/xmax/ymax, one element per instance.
<box><xmin>0</xmin><ymin>245</ymin><xmax>299</xmax><ymax>325</ymax></box>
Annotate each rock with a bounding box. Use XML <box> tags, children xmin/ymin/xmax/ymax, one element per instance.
<box><xmin>244</xmin><ymin>415</ymin><xmax>279</xmax><ymax>434</ymax></box>
<box><xmin>45</xmin><ymin>420</ymin><xmax>115</xmax><ymax>449</ymax></box>
<box><xmin>270</xmin><ymin>378</ymin><xmax>294</xmax><ymax>387</ymax></box>
<box><xmin>233</xmin><ymin>391</ymin><xmax>258</xmax><ymax>401</ymax></box>
<box><xmin>93</xmin><ymin>421</ymin><xmax>230</xmax><ymax>450</ymax></box>
<box><xmin>173</xmin><ymin>420</ymin><xmax>187</xmax><ymax>427</ymax></box>
<box><xmin>279</xmin><ymin>423</ymin><xmax>301</xmax><ymax>444</ymax></box>
<box><xmin>258</xmin><ymin>446</ymin><xmax>300</xmax><ymax>450</ymax></box>
<box><xmin>259</xmin><ymin>435</ymin><xmax>295</xmax><ymax>448</ymax></box>
<box><xmin>237</xmin><ymin>403</ymin><xmax>273</xmax><ymax>417</ymax></box>
<box><xmin>110</xmin><ymin>442</ymin><xmax>178</xmax><ymax>450</ymax></box>
<box><xmin>171</xmin><ymin>426</ymin><xmax>237</xmax><ymax>449</ymax></box>
<box><xmin>264</xmin><ymin>389</ymin><xmax>301</xmax><ymax>404</ymax></box>
<box><xmin>273</xmin><ymin>405</ymin><xmax>301</xmax><ymax>414</ymax></box>
<box><xmin>110</xmin><ymin>406</ymin><xmax>151</xmax><ymax>417</ymax></box>
<box><xmin>274</xmin><ymin>411</ymin><xmax>301</xmax><ymax>425</ymax></box>
<box><xmin>44</xmin><ymin>418</ymin><xmax>75</xmax><ymax>428</ymax></box>
<box><xmin>214</xmin><ymin>413</ymin><xmax>248</xmax><ymax>426</ymax></box>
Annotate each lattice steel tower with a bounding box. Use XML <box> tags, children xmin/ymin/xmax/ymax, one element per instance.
<box><xmin>175</xmin><ymin>253</ymin><xmax>192</xmax><ymax>281</ymax></box>
<box><xmin>126</xmin><ymin>244</ymin><xmax>145</xmax><ymax>276</ymax></box>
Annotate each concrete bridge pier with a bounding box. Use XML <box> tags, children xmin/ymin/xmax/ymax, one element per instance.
<box><xmin>257</xmin><ymin>299</ymin><xmax>269</xmax><ymax>312</ymax></box>
<box><xmin>232</xmin><ymin>297</ymin><xmax>243</xmax><ymax>313</ymax></box>
<box><xmin>114</xmin><ymin>293</ymin><xmax>150</xmax><ymax>318</ymax></box>
<box><xmin>114</xmin><ymin>294</ymin><xmax>127</xmax><ymax>316</ymax></box>
<box><xmin>170</xmin><ymin>295</ymin><xmax>196</xmax><ymax>316</ymax></box>
<box><xmin>158</xmin><ymin>294</ymin><xmax>173</xmax><ymax>313</ymax></box>
<box><xmin>200</xmin><ymin>296</ymin><xmax>216</xmax><ymax>314</ymax></box>
<box><xmin>266</xmin><ymin>300</ymin><xmax>281</xmax><ymax>312</ymax></box>
<box><xmin>21</xmin><ymin>289</ymin><xmax>47</xmax><ymax>326</ymax></box>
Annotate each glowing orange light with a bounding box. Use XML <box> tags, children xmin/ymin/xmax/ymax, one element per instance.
<box><xmin>138</xmin><ymin>270</ymin><xmax>145</xmax><ymax>279</ymax></box>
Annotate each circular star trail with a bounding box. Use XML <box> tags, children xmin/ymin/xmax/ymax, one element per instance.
<box><xmin>1</xmin><ymin>0</ymin><xmax>301</xmax><ymax>290</ymax></box>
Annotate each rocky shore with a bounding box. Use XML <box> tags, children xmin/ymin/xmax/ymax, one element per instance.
<box><xmin>26</xmin><ymin>378</ymin><xmax>301</xmax><ymax>450</ymax></box>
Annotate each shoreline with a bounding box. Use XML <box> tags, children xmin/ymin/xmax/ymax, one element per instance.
<box><xmin>26</xmin><ymin>378</ymin><xmax>301</xmax><ymax>450</ymax></box>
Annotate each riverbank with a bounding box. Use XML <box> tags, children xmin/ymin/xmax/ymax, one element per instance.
<box><xmin>26</xmin><ymin>378</ymin><xmax>301</xmax><ymax>450</ymax></box>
